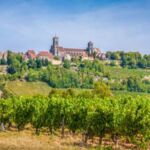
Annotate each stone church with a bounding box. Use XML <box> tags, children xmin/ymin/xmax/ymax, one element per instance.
<box><xmin>50</xmin><ymin>36</ymin><xmax>106</xmax><ymax>60</ymax></box>
<box><xmin>24</xmin><ymin>36</ymin><xmax>106</xmax><ymax>62</ymax></box>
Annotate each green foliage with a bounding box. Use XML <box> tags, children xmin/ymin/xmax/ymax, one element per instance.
<box><xmin>40</xmin><ymin>66</ymin><xmax>81</xmax><ymax>88</ymax></box>
<box><xmin>27</xmin><ymin>70</ymin><xmax>39</xmax><ymax>82</ymax></box>
<box><xmin>63</xmin><ymin>59</ymin><xmax>71</xmax><ymax>69</ymax></box>
<box><xmin>0</xmin><ymin>58</ymin><xmax>7</xmax><ymax>65</ymax></box>
<box><xmin>127</xmin><ymin>76</ymin><xmax>142</xmax><ymax>92</ymax></box>
<box><xmin>0</xmin><ymin>98</ymin><xmax>14</xmax><ymax>129</ymax></box>
<box><xmin>14</xmin><ymin>97</ymin><xmax>33</xmax><ymax>130</ymax></box>
<box><xmin>93</xmin><ymin>81</ymin><xmax>112</xmax><ymax>98</ymax></box>
<box><xmin>0</xmin><ymin>95</ymin><xmax>149</xmax><ymax>149</ymax></box>
<box><xmin>1</xmin><ymin>51</ymin><xmax>149</xmax><ymax>93</ymax></box>
<box><xmin>106</xmin><ymin>51</ymin><xmax>150</xmax><ymax>69</ymax></box>
<box><xmin>109</xmin><ymin>60</ymin><xmax>116</xmax><ymax>66</ymax></box>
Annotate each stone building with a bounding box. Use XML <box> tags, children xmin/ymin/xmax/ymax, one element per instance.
<box><xmin>24</xmin><ymin>50</ymin><xmax>53</xmax><ymax>62</ymax></box>
<box><xmin>37</xmin><ymin>51</ymin><xmax>53</xmax><ymax>61</ymax></box>
<box><xmin>23</xmin><ymin>50</ymin><xmax>36</xmax><ymax>61</ymax></box>
<box><xmin>23</xmin><ymin>36</ymin><xmax>106</xmax><ymax>62</ymax></box>
<box><xmin>0</xmin><ymin>51</ymin><xmax>8</xmax><ymax>61</ymax></box>
<box><xmin>50</xmin><ymin>36</ymin><xmax>105</xmax><ymax>60</ymax></box>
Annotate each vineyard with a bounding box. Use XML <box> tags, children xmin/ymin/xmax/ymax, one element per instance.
<box><xmin>0</xmin><ymin>94</ymin><xmax>150</xmax><ymax>149</ymax></box>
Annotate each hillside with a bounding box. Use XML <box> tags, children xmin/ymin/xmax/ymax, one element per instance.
<box><xmin>0</xmin><ymin>50</ymin><xmax>149</xmax><ymax>94</ymax></box>
<box><xmin>5</xmin><ymin>81</ymin><xmax>51</xmax><ymax>96</ymax></box>
<box><xmin>104</xmin><ymin>66</ymin><xmax>150</xmax><ymax>79</ymax></box>
<box><xmin>4</xmin><ymin>80</ymin><xmax>150</xmax><ymax>97</ymax></box>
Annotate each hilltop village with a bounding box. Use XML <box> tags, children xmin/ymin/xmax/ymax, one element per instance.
<box><xmin>0</xmin><ymin>37</ymin><xmax>106</xmax><ymax>64</ymax></box>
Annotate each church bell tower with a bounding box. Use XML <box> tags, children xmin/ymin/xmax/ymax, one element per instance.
<box><xmin>87</xmin><ymin>41</ymin><xmax>94</xmax><ymax>55</ymax></box>
<box><xmin>50</xmin><ymin>36</ymin><xmax>59</xmax><ymax>56</ymax></box>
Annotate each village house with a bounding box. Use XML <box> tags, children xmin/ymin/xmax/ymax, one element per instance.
<box><xmin>37</xmin><ymin>51</ymin><xmax>53</xmax><ymax>61</ymax></box>
<box><xmin>0</xmin><ymin>51</ymin><xmax>8</xmax><ymax>60</ymax></box>
<box><xmin>23</xmin><ymin>50</ymin><xmax>37</xmax><ymax>61</ymax></box>
<box><xmin>0</xmin><ymin>37</ymin><xmax>106</xmax><ymax>63</ymax></box>
<box><xmin>23</xmin><ymin>36</ymin><xmax>106</xmax><ymax>62</ymax></box>
<box><xmin>24</xmin><ymin>50</ymin><xmax>53</xmax><ymax>61</ymax></box>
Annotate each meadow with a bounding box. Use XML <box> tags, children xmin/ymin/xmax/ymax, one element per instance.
<box><xmin>104</xmin><ymin>66</ymin><xmax>150</xmax><ymax>80</ymax></box>
<box><xmin>4</xmin><ymin>80</ymin><xmax>150</xmax><ymax>98</ymax></box>
<box><xmin>5</xmin><ymin>81</ymin><xmax>51</xmax><ymax>96</ymax></box>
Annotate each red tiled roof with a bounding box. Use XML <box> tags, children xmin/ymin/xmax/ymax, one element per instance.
<box><xmin>57</xmin><ymin>47</ymin><xmax>88</xmax><ymax>57</ymax></box>
<box><xmin>26</xmin><ymin>50</ymin><xmax>36</xmax><ymax>59</ymax></box>
<box><xmin>28</xmin><ymin>50</ymin><xmax>36</xmax><ymax>54</ymax></box>
<box><xmin>37</xmin><ymin>51</ymin><xmax>53</xmax><ymax>59</ymax></box>
<box><xmin>57</xmin><ymin>47</ymin><xmax>86</xmax><ymax>52</ymax></box>
<box><xmin>29</xmin><ymin>53</ymin><xmax>36</xmax><ymax>59</ymax></box>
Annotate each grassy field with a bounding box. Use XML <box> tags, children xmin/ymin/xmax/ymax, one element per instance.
<box><xmin>0</xmin><ymin>128</ymin><xmax>139</xmax><ymax>150</ymax></box>
<box><xmin>5</xmin><ymin>80</ymin><xmax>150</xmax><ymax>97</ymax></box>
<box><xmin>0</xmin><ymin>65</ymin><xmax>7</xmax><ymax>75</ymax></box>
<box><xmin>5</xmin><ymin>81</ymin><xmax>51</xmax><ymax>96</ymax></box>
<box><xmin>113</xmin><ymin>90</ymin><xmax>150</xmax><ymax>97</ymax></box>
<box><xmin>0</xmin><ymin>130</ymin><xmax>86</xmax><ymax>150</ymax></box>
<box><xmin>104</xmin><ymin>66</ymin><xmax>150</xmax><ymax>80</ymax></box>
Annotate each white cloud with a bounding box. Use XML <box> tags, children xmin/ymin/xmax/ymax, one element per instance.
<box><xmin>0</xmin><ymin>1</ymin><xmax>150</xmax><ymax>54</ymax></box>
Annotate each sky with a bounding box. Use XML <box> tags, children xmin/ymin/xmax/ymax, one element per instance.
<box><xmin>0</xmin><ymin>0</ymin><xmax>150</xmax><ymax>54</ymax></box>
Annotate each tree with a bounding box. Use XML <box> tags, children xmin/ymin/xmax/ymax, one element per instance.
<box><xmin>63</xmin><ymin>59</ymin><xmax>71</xmax><ymax>69</ymax></box>
<box><xmin>42</xmin><ymin>59</ymin><xmax>49</xmax><ymax>66</ymax></box>
<box><xmin>7</xmin><ymin>59</ymin><xmax>21</xmax><ymax>74</ymax></box>
<box><xmin>137</xmin><ymin>59</ymin><xmax>147</xmax><ymax>68</ymax></box>
<box><xmin>128</xmin><ymin>58</ymin><xmax>137</xmax><ymax>69</ymax></box>
<box><xmin>111</xmin><ymin>53</ymin><xmax>120</xmax><ymax>60</ymax></box>
<box><xmin>127</xmin><ymin>77</ymin><xmax>142</xmax><ymax>92</ymax></box>
<box><xmin>27</xmin><ymin>70</ymin><xmax>39</xmax><ymax>82</ymax></box>
<box><xmin>93</xmin><ymin>81</ymin><xmax>112</xmax><ymax>98</ymax></box>
<box><xmin>36</xmin><ymin>59</ymin><xmax>42</xmax><ymax>68</ymax></box>
<box><xmin>110</xmin><ymin>61</ymin><xmax>116</xmax><ymax>66</ymax></box>
<box><xmin>0</xmin><ymin>58</ymin><xmax>7</xmax><ymax>65</ymax></box>
<box><xmin>120</xmin><ymin>56</ymin><xmax>127</xmax><ymax>67</ymax></box>
<box><xmin>106</xmin><ymin>51</ymin><xmax>112</xmax><ymax>59</ymax></box>
<box><xmin>27</xmin><ymin>59</ymin><xmax>37</xmax><ymax>69</ymax></box>
<box><xmin>7</xmin><ymin>51</ymin><xmax>13</xmax><ymax>65</ymax></box>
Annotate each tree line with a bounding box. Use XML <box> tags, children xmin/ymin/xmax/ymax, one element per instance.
<box><xmin>106</xmin><ymin>51</ymin><xmax>150</xmax><ymax>69</ymax></box>
<box><xmin>0</xmin><ymin>51</ymin><xmax>150</xmax><ymax>93</ymax></box>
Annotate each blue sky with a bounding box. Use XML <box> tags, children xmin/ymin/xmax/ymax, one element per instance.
<box><xmin>0</xmin><ymin>0</ymin><xmax>150</xmax><ymax>54</ymax></box>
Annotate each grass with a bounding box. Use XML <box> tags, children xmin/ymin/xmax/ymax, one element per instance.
<box><xmin>113</xmin><ymin>90</ymin><xmax>150</xmax><ymax>98</ymax></box>
<box><xmin>0</xmin><ymin>130</ymin><xmax>85</xmax><ymax>150</ymax></box>
<box><xmin>104</xmin><ymin>66</ymin><xmax>150</xmax><ymax>80</ymax></box>
<box><xmin>4</xmin><ymin>80</ymin><xmax>150</xmax><ymax>97</ymax></box>
<box><xmin>0</xmin><ymin>128</ymin><xmax>139</xmax><ymax>150</ymax></box>
<box><xmin>0</xmin><ymin>65</ymin><xmax>7</xmax><ymax>75</ymax></box>
<box><xmin>5</xmin><ymin>81</ymin><xmax>51</xmax><ymax>96</ymax></box>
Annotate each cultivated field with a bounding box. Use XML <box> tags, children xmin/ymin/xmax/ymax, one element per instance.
<box><xmin>5</xmin><ymin>80</ymin><xmax>150</xmax><ymax>98</ymax></box>
<box><xmin>5</xmin><ymin>81</ymin><xmax>51</xmax><ymax>96</ymax></box>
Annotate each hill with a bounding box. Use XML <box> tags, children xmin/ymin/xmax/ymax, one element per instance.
<box><xmin>4</xmin><ymin>80</ymin><xmax>150</xmax><ymax>97</ymax></box>
<box><xmin>5</xmin><ymin>81</ymin><xmax>51</xmax><ymax>96</ymax></box>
